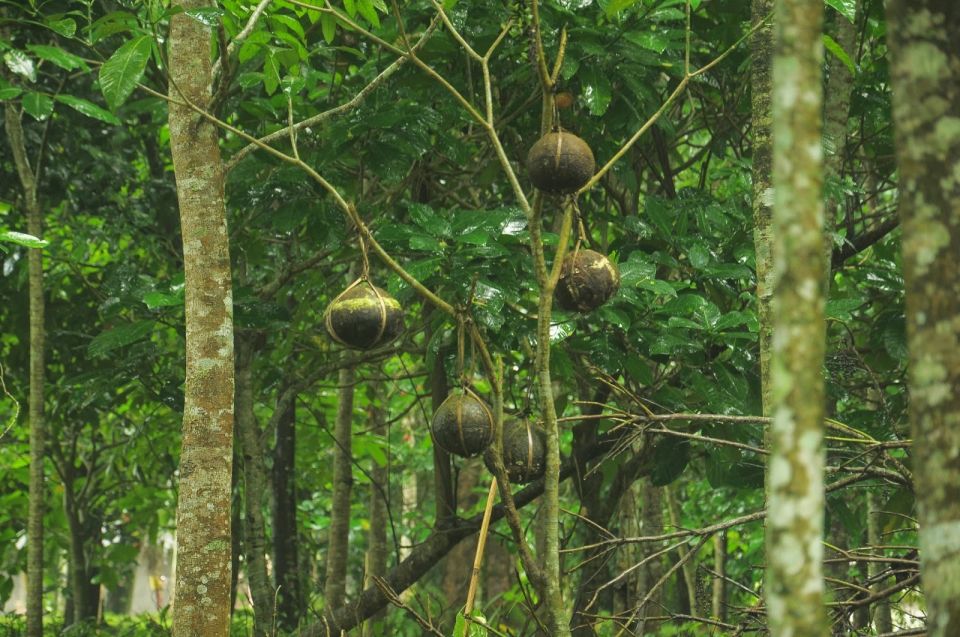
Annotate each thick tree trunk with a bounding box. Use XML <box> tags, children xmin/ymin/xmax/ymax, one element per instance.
<box><xmin>765</xmin><ymin>1</ymin><xmax>827</xmax><ymax>636</ymax></box>
<box><xmin>750</xmin><ymin>0</ymin><xmax>775</xmax><ymax>412</ymax></box>
<box><xmin>324</xmin><ymin>364</ymin><xmax>355</xmax><ymax>612</ymax></box>
<box><xmin>886</xmin><ymin>3</ymin><xmax>960</xmax><ymax>636</ymax></box>
<box><xmin>272</xmin><ymin>391</ymin><xmax>303</xmax><ymax>629</ymax></box>
<box><xmin>362</xmin><ymin>386</ymin><xmax>388</xmax><ymax>637</ymax></box>
<box><xmin>167</xmin><ymin>2</ymin><xmax>235</xmax><ymax>634</ymax></box>
<box><xmin>5</xmin><ymin>95</ymin><xmax>46</xmax><ymax>637</ymax></box>
<box><xmin>236</xmin><ymin>338</ymin><xmax>273</xmax><ymax>636</ymax></box>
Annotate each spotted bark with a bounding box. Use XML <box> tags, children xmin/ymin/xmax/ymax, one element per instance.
<box><xmin>751</xmin><ymin>0</ymin><xmax>775</xmax><ymax>413</ymax></box>
<box><xmin>167</xmin><ymin>2</ymin><xmax>235</xmax><ymax>634</ymax></box>
<box><xmin>886</xmin><ymin>3</ymin><xmax>960</xmax><ymax>636</ymax></box>
<box><xmin>4</xmin><ymin>99</ymin><xmax>45</xmax><ymax>637</ymax></box>
<box><xmin>764</xmin><ymin>0</ymin><xmax>827</xmax><ymax>635</ymax></box>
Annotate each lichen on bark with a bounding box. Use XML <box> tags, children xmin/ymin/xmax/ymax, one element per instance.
<box><xmin>167</xmin><ymin>2</ymin><xmax>235</xmax><ymax>635</ymax></box>
<box><xmin>764</xmin><ymin>0</ymin><xmax>828</xmax><ymax>635</ymax></box>
<box><xmin>886</xmin><ymin>2</ymin><xmax>960</xmax><ymax>635</ymax></box>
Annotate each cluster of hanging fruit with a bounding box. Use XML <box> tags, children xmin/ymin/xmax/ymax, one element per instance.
<box><xmin>320</xmin><ymin>123</ymin><xmax>623</xmax><ymax>485</ymax></box>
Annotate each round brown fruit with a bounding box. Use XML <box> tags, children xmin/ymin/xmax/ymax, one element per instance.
<box><xmin>526</xmin><ymin>131</ymin><xmax>595</xmax><ymax>194</ymax></box>
<box><xmin>324</xmin><ymin>281</ymin><xmax>404</xmax><ymax>350</ymax></box>
<box><xmin>554</xmin><ymin>92</ymin><xmax>575</xmax><ymax>110</ymax></box>
<box><xmin>555</xmin><ymin>249</ymin><xmax>621</xmax><ymax>313</ymax></box>
<box><xmin>485</xmin><ymin>419</ymin><xmax>546</xmax><ymax>484</ymax></box>
<box><xmin>431</xmin><ymin>391</ymin><xmax>494</xmax><ymax>458</ymax></box>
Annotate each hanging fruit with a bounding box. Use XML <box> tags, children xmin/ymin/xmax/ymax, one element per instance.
<box><xmin>555</xmin><ymin>249</ymin><xmax>621</xmax><ymax>312</ymax></box>
<box><xmin>526</xmin><ymin>130</ymin><xmax>595</xmax><ymax>194</ymax></box>
<box><xmin>485</xmin><ymin>419</ymin><xmax>546</xmax><ymax>484</ymax></box>
<box><xmin>431</xmin><ymin>390</ymin><xmax>494</xmax><ymax>458</ymax></box>
<box><xmin>324</xmin><ymin>279</ymin><xmax>404</xmax><ymax>349</ymax></box>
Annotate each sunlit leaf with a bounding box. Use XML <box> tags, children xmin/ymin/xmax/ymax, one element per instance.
<box><xmin>0</xmin><ymin>230</ymin><xmax>48</xmax><ymax>249</ymax></box>
<box><xmin>99</xmin><ymin>35</ymin><xmax>152</xmax><ymax>110</ymax></box>
<box><xmin>4</xmin><ymin>50</ymin><xmax>36</xmax><ymax>82</ymax></box>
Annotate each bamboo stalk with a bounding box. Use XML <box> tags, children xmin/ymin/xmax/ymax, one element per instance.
<box><xmin>464</xmin><ymin>478</ymin><xmax>499</xmax><ymax>618</ymax></box>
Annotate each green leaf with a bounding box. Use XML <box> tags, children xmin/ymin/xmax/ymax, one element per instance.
<box><xmin>22</xmin><ymin>92</ymin><xmax>54</xmax><ymax>121</ymax></box>
<box><xmin>263</xmin><ymin>51</ymin><xmax>280</xmax><ymax>95</ymax></box>
<box><xmin>604</xmin><ymin>0</ymin><xmax>640</xmax><ymax>17</ymax></box>
<box><xmin>0</xmin><ymin>230</ymin><xmax>48</xmax><ymax>249</ymax></box>
<box><xmin>320</xmin><ymin>13</ymin><xmax>337</xmax><ymax>44</ymax></box>
<box><xmin>185</xmin><ymin>7</ymin><xmax>224</xmax><ymax>27</ymax></box>
<box><xmin>624</xmin><ymin>31</ymin><xmax>670</xmax><ymax>55</ymax></box>
<box><xmin>650</xmin><ymin>437</ymin><xmax>690</xmax><ymax>486</ymax></box>
<box><xmin>581</xmin><ymin>66</ymin><xmax>612</xmax><ymax>117</ymax></box>
<box><xmin>343</xmin><ymin>0</ymin><xmax>357</xmax><ymax>18</ymax></box>
<box><xmin>99</xmin><ymin>35</ymin><xmax>152</xmax><ymax>111</ymax></box>
<box><xmin>4</xmin><ymin>50</ymin><xmax>36</xmax><ymax>82</ymax></box>
<box><xmin>88</xmin><ymin>320</ymin><xmax>157</xmax><ymax>357</ymax></box>
<box><xmin>26</xmin><ymin>44</ymin><xmax>89</xmax><ymax>72</ymax></box>
<box><xmin>0</xmin><ymin>78</ymin><xmax>22</xmax><ymax>100</ymax></box>
<box><xmin>45</xmin><ymin>17</ymin><xmax>78</xmax><ymax>38</ymax></box>
<box><xmin>55</xmin><ymin>95</ymin><xmax>121</xmax><ymax>125</ymax></box>
<box><xmin>823</xmin><ymin>33</ymin><xmax>855</xmax><ymax>75</ymax></box>
<box><xmin>825</xmin><ymin>0</ymin><xmax>856</xmax><ymax>22</ymax></box>
<box><xmin>357</xmin><ymin>0</ymin><xmax>381</xmax><ymax>28</ymax></box>
<box><xmin>142</xmin><ymin>290</ymin><xmax>184</xmax><ymax>310</ymax></box>
<box><xmin>270</xmin><ymin>14</ymin><xmax>306</xmax><ymax>41</ymax></box>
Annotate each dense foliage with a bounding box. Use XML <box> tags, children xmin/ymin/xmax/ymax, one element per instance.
<box><xmin>0</xmin><ymin>0</ymin><xmax>920</xmax><ymax>635</ymax></box>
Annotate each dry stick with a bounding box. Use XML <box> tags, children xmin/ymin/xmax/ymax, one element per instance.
<box><xmin>464</xmin><ymin>479</ymin><xmax>500</xmax><ymax>621</ymax></box>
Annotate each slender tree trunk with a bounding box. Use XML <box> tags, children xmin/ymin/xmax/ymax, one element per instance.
<box><xmin>362</xmin><ymin>386</ymin><xmax>388</xmax><ymax>637</ymax></box>
<box><xmin>821</xmin><ymin>3</ymin><xmax>858</xmax><ymax>281</ymax></box>
<box><xmin>665</xmin><ymin>487</ymin><xmax>697</xmax><ymax>616</ymax></box>
<box><xmin>324</xmin><ymin>364</ymin><xmax>355</xmax><ymax>612</ymax></box>
<box><xmin>272</xmin><ymin>390</ymin><xmax>303</xmax><ymax>629</ymax></box>
<box><xmin>5</xmin><ymin>96</ymin><xmax>45</xmax><ymax>637</ymax></box>
<box><xmin>866</xmin><ymin>492</ymin><xmax>892</xmax><ymax>632</ymax></box>
<box><xmin>751</xmin><ymin>0</ymin><xmax>775</xmax><ymax>412</ymax></box>
<box><xmin>635</xmin><ymin>482</ymin><xmax>663</xmax><ymax>635</ymax></box>
<box><xmin>167</xmin><ymin>2</ymin><xmax>235</xmax><ymax>634</ymax></box>
<box><xmin>765</xmin><ymin>1</ymin><xmax>827</xmax><ymax>636</ymax></box>
<box><xmin>886</xmin><ymin>3</ymin><xmax>960</xmax><ymax>636</ymax></box>
<box><xmin>236</xmin><ymin>338</ymin><xmax>273</xmax><ymax>636</ymax></box>
<box><xmin>712</xmin><ymin>531</ymin><xmax>727</xmax><ymax>622</ymax></box>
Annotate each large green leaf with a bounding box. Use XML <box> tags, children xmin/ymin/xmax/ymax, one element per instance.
<box><xmin>88</xmin><ymin>320</ymin><xmax>157</xmax><ymax>357</ymax></box>
<box><xmin>3</xmin><ymin>50</ymin><xmax>36</xmax><ymax>82</ymax></box>
<box><xmin>22</xmin><ymin>92</ymin><xmax>54</xmax><ymax>121</ymax></box>
<box><xmin>55</xmin><ymin>95</ymin><xmax>121</xmax><ymax>125</ymax></box>
<box><xmin>26</xmin><ymin>44</ymin><xmax>90</xmax><ymax>72</ymax></box>
<box><xmin>99</xmin><ymin>35</ymin><xmax>152</xmax><ymax>111</ymax></box>
<box><xmin>0</xmin><ymin>230</ymin><xmax>48</xmax><ymax>249</ymax></box>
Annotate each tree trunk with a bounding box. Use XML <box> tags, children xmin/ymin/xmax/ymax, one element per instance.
<box><xmin>5</xmin><ymin>94</ymin><xmax>46</xmax><ymax>637</ymax></box>
<box><xmin>167</xmin><ymin>1</ymin><xmax>235</xmax><ymax>634</ymax></box>
<box><xmin>712</xmin><ymin>531</ymin><xmax>727</xmax><ymax>622</ymax></box>
<box><xmin>362</xmin><ymin>386</ymin><xmax>388</xmax><ymax>637</ymax></box>
<box><xmin>765</xmin><ymin>1</ymin><xmax>827</xmax><ymax>636</ymax></box>
<box><xmin>635</xmin><ymin>482</ymin><xmax>663</xmax><ymax>635</ymax></box>
<box><xmin>273</xmin><ymin>390</ymin><xmax>303</xmax><ymax>629</ymax></box>
<box><xmin>866</xmin><ymin>492</ymin><xmax>892</xmax><ymax>632</ymax></box>
<box><xmin>821</xmin><ymin>3</ymin><xmax>858</xmax><ymax>282</ymax></box>
<box><xmin>886</xmin><ymin>3</ymin><xmax>960</xmax><ymax>636</ymax></box>
<box><xmin>236</xmin><ymin>338</ymin><xmax>273</xmax><ymax>636</ymax></box>
<box><xmin>750</xmin><ymin>0</ymin><xmax>775</xmax><ymax>413</ymax></box>
<box><xmin>324</xmin><ymin>364</ymin><xmax>355</xmax><ymax>612</ymax></box>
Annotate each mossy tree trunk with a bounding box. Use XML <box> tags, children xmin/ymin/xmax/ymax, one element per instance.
<box><xmin>324</xmin><ymin>364</ymin><xmax>355</xmax><ymax>613</ymax></box>
<box><xmin>167</xmin><ymin>1</ymin><xmax>235</xmax><ymax>634</ymax></box>
<box><xmin>751</xmin><ymin>0</ymin><xmax>775</xmax><ymax>413</ymax></box>
<box><xmin>886</xmin><ymin>3</ymin><xmax>960</xmax><ymax>636</ymax></box>
<box><xmin>4</xmin><ymin>96</ymin><xmax>46</xmax><ymax>637</ymax></box>
<box><xmin>362</xmin><ymin>384</ymin><xmax>388</xmax><ymax>637</ymax></box>
<box><xmin>764</xmin><ymin>0</ymin><xmax>828</xmax><ymax>636</ymax></box>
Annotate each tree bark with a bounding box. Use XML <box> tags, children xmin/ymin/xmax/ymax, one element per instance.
<box><xmin>272</xmin><ymin>390</ymin><xmax>303</xmax><ymax>629</ymax></box>
<box><xmin>167</xmin><ymin>2</ymin><xmax>235</xmax><ymax>634</ymax></box>
<box><xmin>886</xmin><ymin>3</ymin><xmax>960</xmax><ymax>636</ymax></box>
<box><xmin>324</xmin><ymin>364</ymin><xmax>355</xmax><ymax>612</ymax></box>
<box><xmin>712</xmin><ymin>531</ymin><xmax>727</xmax><ymax>622</ymax></box>
<box><xmin>362</xmin><ymin>386</ymin><xmax>388</xmax><ymax>637</ymax></box>
<box><xmin>635</xmin><ymin>482</ymin><xmax>663</xmax><ymax>635</ymax></box>
<box><xmin>765</xmin><ymin>1</ymin><xmax>827</xmax><ymax>636</ymax></box>
<box><xmin>5</xmin><ymin>95</ymin><xmax>45</xmax><ymax>637</ymax></box>
<box><xmin>750</xmin><ymin>0</ymin><xmax>775</xmax><ymax>413</ymax></box>
<box><xmin>236</xmin><ymin>338</ymin><xmax>273</xmax><ymax>636</ymax></box>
